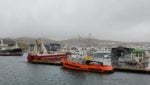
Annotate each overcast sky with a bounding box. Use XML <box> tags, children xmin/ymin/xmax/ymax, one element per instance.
<box><xmin>0</xmin><ymin>0</ymin><xmax>150</xmax><ymax>41</ymax></box>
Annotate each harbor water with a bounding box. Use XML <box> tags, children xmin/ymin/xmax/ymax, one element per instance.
<box><xmin>0</xmin><ymin>54</ymin><xmax>150</xmax><ymax>85</ymax></box>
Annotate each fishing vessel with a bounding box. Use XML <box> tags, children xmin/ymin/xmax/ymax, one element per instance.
<box><xmin>27</xmin><ymin>40</ymin><xmax>70</xmax><ymax>64</ymax></box>
<box><xmin>61</xmin><ymin>58</ymin><xmax>113</xmax><ymax>73</ymax></box>
<box><xmin>0</xmin><ymin>40</ymin><xmax>23</xmax><ymax>56</ymax></box>
<box><xmin>93</xmin><ymin>49</ymin><xmax>112</xmax><ymax>66</ymax></box>
<box><xmin>61</xmin><ymin>50</ymin><xmax>113</xmax><ymax>73</ymax></box>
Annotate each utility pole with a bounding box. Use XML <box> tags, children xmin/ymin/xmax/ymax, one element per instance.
<box><xmin>78</xmin><ymin>34</ymin><xmax>81</xmax><ymax>41</ymax></box>
<box><xmin>89</xmin><ymin>33</ymin><xmax>91</xmax><ymax>47</ymax></box>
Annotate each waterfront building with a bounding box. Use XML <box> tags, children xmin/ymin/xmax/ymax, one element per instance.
<box><xmin>131</xmin><ymin>49</ymin><xmax>145</xmax><ymax>63</ymax></box>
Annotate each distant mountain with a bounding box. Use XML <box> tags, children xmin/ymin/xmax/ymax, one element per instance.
<box><xmin>60</xmin><ymin>37</ymin><xmax>121</xmax><ymax>47</ymax></box>
<box><xmin>0</xmin><ymin>37</ymin><xmax>56</xmax><ymax>50</ymax></box>
<box><xmin>15</xmin><ymin>37</ymin><xmax>56</xmax><ymax>44</ymax></box>
<box><xmin>0</xmin><ymin>37</ymin><xmax>121</xmax><ymax>47</ymax></box>
<box><xmin>1</xmin><ymin>37</ymin><xmax>150</xmax><ymax>49</ymax></box>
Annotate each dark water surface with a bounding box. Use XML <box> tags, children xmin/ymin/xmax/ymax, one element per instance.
<box><xmin>0</xmin><ymin>54</ymin><xmax>150</xmax><ymax>85</ymax></box>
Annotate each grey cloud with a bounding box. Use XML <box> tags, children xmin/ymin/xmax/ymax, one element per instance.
<box><xmin>0</xmin><ymin>0</ymin><xmax>150</xmax><ymax>41</ymax></box>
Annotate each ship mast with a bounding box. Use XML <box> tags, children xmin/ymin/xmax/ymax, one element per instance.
<box><xmin>0</xmin><ymin>40</ymin><xmax>4</xmax><ymax>46</ymax></box>
<box><xmin>88</xmin><ymin>33</ymin><xmax>91</xmax><ymax>47</ymax></box>
<box><xmin>41</xmin><ymin>41</ymin><xmax>48</xmax><ymax>54</ymax></box>
<box><xmin>15</xmin><ymin>41</ymin><xmax>19</xmax><ymax>48</ymax></box>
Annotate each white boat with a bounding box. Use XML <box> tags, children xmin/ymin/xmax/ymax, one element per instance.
<box><xmin>93</xmin><ymin>50</ymin><xmax>112</xmax><ymax>65</ymax></box>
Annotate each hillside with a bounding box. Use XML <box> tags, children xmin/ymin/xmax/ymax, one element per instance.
<box><xmin>1</xmin><ymin>37</ymin><xmax>150</xmax><ymax>49</ymax></box>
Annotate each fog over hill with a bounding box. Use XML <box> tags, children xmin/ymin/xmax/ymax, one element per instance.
<box><xmin>1</xmin><ymin>37</ymin><xmax>150</xmax><ymax>47</ymax></box>
<box><xmin>15</xmin><ymin>37</ymin><xmax>56</xmax><ymax>44</ymax></box>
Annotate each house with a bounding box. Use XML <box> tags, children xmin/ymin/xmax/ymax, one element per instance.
<box><xmin>131</xmin><ymin>49</ymin><xmax>145</xmax><ymax>63</ymax></box>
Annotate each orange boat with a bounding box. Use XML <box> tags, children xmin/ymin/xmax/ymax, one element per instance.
<box><xmin>61</xmin><ymin>59</ymin><xmax>114</xmax><ymax>73</ymax></box>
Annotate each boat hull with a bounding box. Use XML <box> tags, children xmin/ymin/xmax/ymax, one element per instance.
<box><xmin>27</xmin><ymin>53</ymin><xmax>70</xmax><ymax>64</ymax></box>
<box><xmin>61</xmin><ymin>59</ymin><xmax>114</xmax><ymax>73</ymax></box>
<box><xmin>0</xmin><ymin>48</ymin><xmax>23</xmax><ymax>56</ymax></box>
<box><xmin>0</xmin><ymin>52</ymin><xmax>23</xmax><ymax>56</ymax></box>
